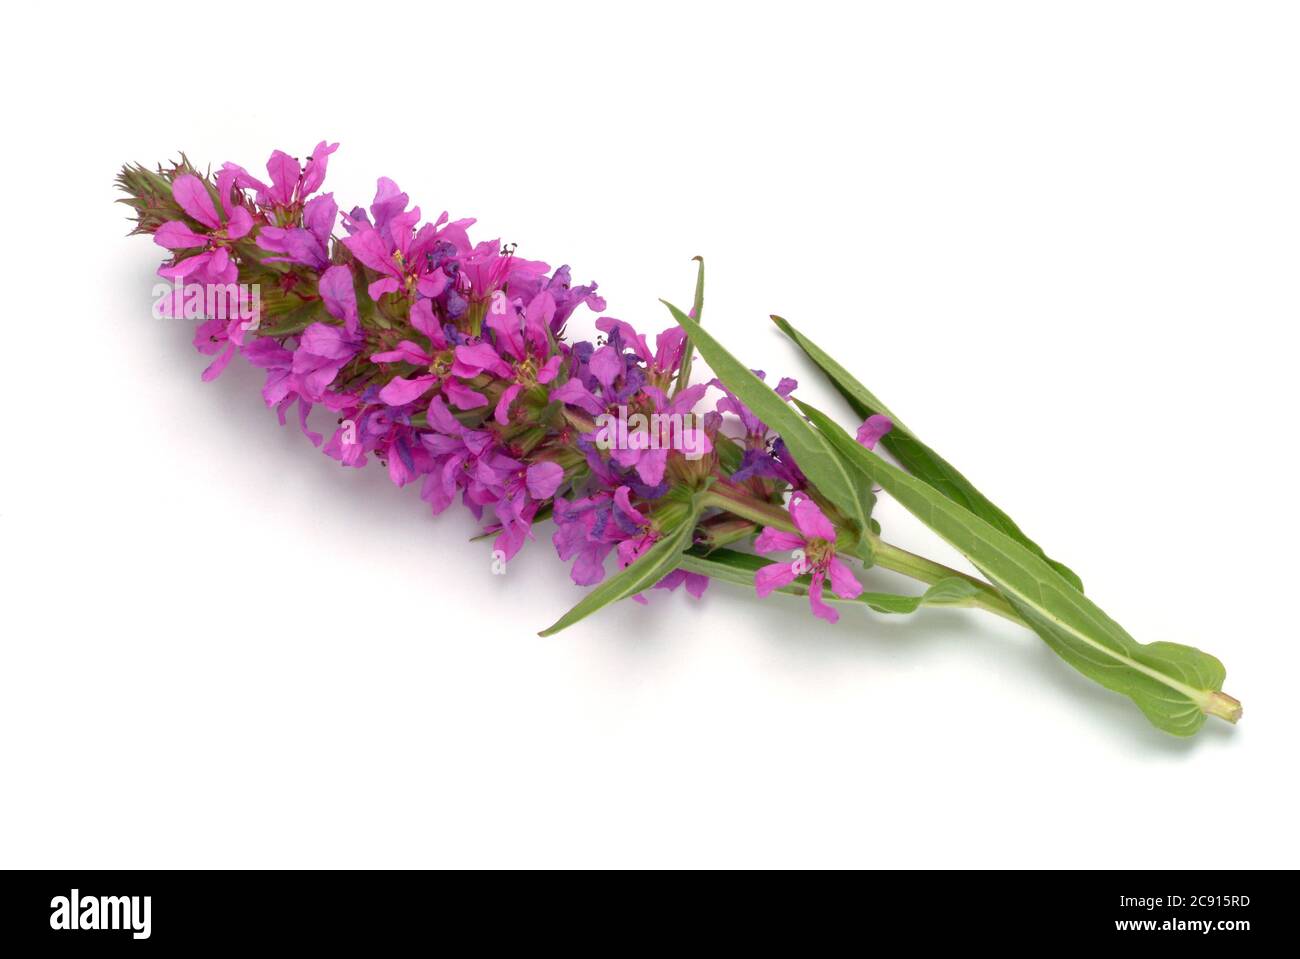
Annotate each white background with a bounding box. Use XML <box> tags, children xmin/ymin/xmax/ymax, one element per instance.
<box><xmin>2</xmin><ymin>1</ymin><xmax>1297</xmax><ymax>868</ymax></box>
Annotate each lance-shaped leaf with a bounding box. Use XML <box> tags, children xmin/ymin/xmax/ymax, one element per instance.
<box><xmin>795</xmin><ymin>399</ymin><xmax>1240</xmax><ymax>736</ymax></box>
<box><xmin>672</xmin><ymin>257</ymin><xmax>705</xmax><ymax>397</ymax></box>
<box><xmin>678</xmin><ymin>547</ymin><xmax>981</xmax><ymax>614</ymax></box>
<box><xmin>662</xmin><ymin>300</ymin><xmax>873</xmax><ymax>533</ymax></box>
<box><xmin>771</xmin><ymin>314</ymin><xmax>1083</xmax><ymax>591</ymax></box>
<box><xmin>538</xmin><ymin>502</ymin><xmax>701</xmax><ymax>636</ymax></box>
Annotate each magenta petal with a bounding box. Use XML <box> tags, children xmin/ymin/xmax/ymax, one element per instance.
<box><xmin>589</xmin><ymin>345</ymin><xmax>622</xmax><ymax>389</ymax></box>
<box><xmin>318</xmin><ymin>265</ymin><xmax>359</xmax><ymax>332</ymax></box>
<box><xmin>613</xmin><ymin>486</ymin><xmax>648</xmax><ymax>525</ymax></box>
<box><xmin>536</xmin><ymin>355</ymin><xmax>563</xmax><ymax>384</ymax></box>
<box><xmin>683</xmin><ymin>572</ymin><xmax>709</xmax><ymax>598</ymax></box>
<box><xmin>172</xmin><ymin>174</ymin><xmax>221</xmax><ymax>230</ymax></box>
<box><xmin>549</xmin><ymin>379</ymin><xmax>604</xmax><ymax>415</ymax></box>
<box><xmin>297</xmin><ymin>400</ymin><xmax>323</xmax><ymax>447</ymax></box>
<box><xmin>154</xmin><ymin>220</ymin><xmax>209</xmax><ymax>249</ymax></box>
<box><xmin>826</xmin><ymin>556</ymin><xmax>863</xmax><ymax>600</ymax></box>
<box><xmin>157</xmin><ymin>251</ymin><xmax>212</xmax><ymax>279</ymax></box>
<box><xmin>265</xmin><ymin>150</ymin><xmax>299</xmax><ymax>206</ymax></box>
<box><xmin>634</xmin><ymin>448</ymin><xmax>668</xmax><ymax>486</ymax></box>
<box><xmin>371</xmin><ymin>341</ymin><xmax>431</xmax><ymax>365</ymax></box>
<box><xmin>754</xmin><ymin>562</ymin><xmax>797</xmax><ymax>598</ymax></box>
<box><xmin>226</xmin><ymin>205</ymin><xmax>254</xmax><ymax>240</ymax></box>
<box><xmin>411</xmin><ymin>299</ymin><xmax>446</xmax><ymax>347</ymax></box>
<box><xmin>298</xmin><ymin>322</ymin><xmax>357</xmax><ymax>361</ymax></box>
<box><xmin>494</xmin><ymin>383</ymin><xmax>523</xmax><ymax>424</ymax></box>
<box><xmin>789</xmin><ymin>492</ymin><xmax>837</xmax><ymax>542</ymax></box>
<box><xmin>654</xmin><ymin>570</ymin><xmax>686</xmax><ymax>592</ymax></box>
<box><xmin>595</xmin><ymin>317</ymin><xmax>651</xmax><ymax>362</ymax></box>
<box><xmin>807</xmin><ymin>573</ymin><xmax>840</xmax><ymax>623</ymax></box>
<box><xmin>426</xmin><ymin>396</ymin><xmax>463</xmax><ymax>434</ymax></box>
<box><xmin>753</xmin><ymin>528</ymin><xmax>804</xmax><ymax>554</ymax></box>
<box><xmin>445</xmin><ymin>380</ymin><xmax>488</xmax><ymax>410</ymax></box>
<box><xmin>300</xmin><ymin>140</ymin><xmax>338</xmax><ymax>197</ymax></box>
<box><xmin>341</xmin><ymin>229</ymin><xmax>396</xmax><ymax>275</ymax></box>
<box><xmin>201</xmin><ymin>343</ymin><xmax>237</xmax><ymax>382</ymax></box>
<box><xmin>378</xmin><ymin>375</ymin><xmax>437</xmax><ymax>406</ymax></box>
<box><xmin>368</xmin><ymin>277</ymin><xmax>401</xmax><ymax>300</ymax></box>
<box><xmin>571</xmin><ymin>550</ymin><xmax>607</xmax><ymax>586</ymax></box>
<box><xmin>455</xmin><ymin>342</ymin><xmax>513</xmax><ymax>379</ymax></box>
<box><xmin>856</xmin><ymin>414</ymin><xmax>893</xmax><ymax>451</ymax></box>
<box><xmin>526</xmin><ymin>462</ymin><xmax>564</xmax><ymax>500</ymax></box>
<box><xmin>417</xmin><ymin>270</ymin><xmax>449</xmax><ymax>298</ymax></box>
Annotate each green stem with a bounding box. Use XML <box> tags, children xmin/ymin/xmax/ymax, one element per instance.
<box><xmin>700</xmin><ymin>486</ymin><xmax>797</xmax><ymax>533</ymax></box>
<box><xmin>869</xmin><ymin>537</ymin><xmax>1024</xmax><ymax>624</ymax></box>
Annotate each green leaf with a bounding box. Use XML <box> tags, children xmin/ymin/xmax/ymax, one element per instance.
<box><xmin>771</xmin><ymin>314</ymin><xmax>1084</xmax><ymax>591</ymax></box>
<box><xmin>672</xmin><ymin>257</ymin><xmax>705</xmax><ymax>397</ymax></box>
<box><xmin>795</xmin><ymin>399</ymin><xmax>1237</xmax><ymax>736</ymax></box>
<box><xmin>678</xmin><ymin>547</ymin><xmax>980</xmax><ymax>614</ymax></box>
<box><xmin>662</xmin><ymin>300</ymin><xmax>873</xmax><ymax>532</ymax></box>
<box><xmin>538</xmin><ymin>500</ymin><xmax>702</xmax><ymax>636</ymax></box>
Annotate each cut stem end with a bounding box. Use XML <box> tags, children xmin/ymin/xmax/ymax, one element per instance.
<box><xmin>1206</xmin><ymin>691</ymin><xmax>1243</xmax><ymax>724</ymax></box>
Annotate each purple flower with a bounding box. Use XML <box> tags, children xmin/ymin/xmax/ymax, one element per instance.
<box><xmin>753</xmin><ymin>492</ymin><xmax>862</xmax><ymax>624</ymax></box>
<box><xmin>224</xmin><ymin>141</ymin><xmax>338</xmax><ymax>212</ymax></box>
<box><xmin>155</xmin><ymin>174</ymin><xmax>254</xmax><ymax>284</ymax></box>
<box><xmin>341</xmin><ymin>178</ymin><xmax>473</xmax><ymax>301</ymax></box>
<box><xmin>257</xmin><ymin>193</ymin><xmax>338</xmax><ymax>269</ymax></box>
<box><xmin>856</xmin><ymin>414</ymin><xmax>893</xmax><ymax>450</ymax></box>
<box><xmin>290</xmin><ymin>265</ymin><xmax>363</xmax><ymax>401</ymax></box>
<box><xmin>370</xmin><ymin>300</ymin><xmax>450</xmax><ymax>408</ymax></box>
<box><xmin>654</xmin><ymin>569</ymin><xmax>709</xmax><ymax>598</ymax></box>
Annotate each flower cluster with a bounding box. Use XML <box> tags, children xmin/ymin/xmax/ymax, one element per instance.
<box><xmin>118</xmin><ymin>143</ymin><xmax>890</xmax><ymax>621</ymax></box>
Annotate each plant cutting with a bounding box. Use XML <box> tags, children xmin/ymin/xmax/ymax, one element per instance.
<box><xmin>118</xmin><ymin>142</ymin><xmax>1241</xmax><ymax>737</ymax></box>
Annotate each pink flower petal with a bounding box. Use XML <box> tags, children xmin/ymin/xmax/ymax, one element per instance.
<box><xmin>789</xmin><ymin>492</ymin><xmax>837</xmax><ymax>542</ymax></box>
<box><xmin>807</xmin><ymin>573</ymin><xmax>840</xmax><ymax>623</ymax></box>
<box><xmin>410</xmin><ymin>299</ymin><xmax>446</xmax><ymax>347</ymax></box>
<box><xmin>588</xmin><ymin>345</ymin><xmax>622</xmax><ymax>389</ymax></box>
<box><xmin>856</xmin><ymin>414</ymin><xmax>893</xmax><ymax>450</ymax></box>
<box><xmin>426</xmin><ymin>396</ymin><xmax>464</xmax><ymax>434</ymax></box>
<box><xmin>226</xmin><ymin>205</ymin><xmax>254</xmax><ymax>240</ymax></box>
<box><xmin>200</xmin><ymin>343</ymin><xmax>237</xmax><ymax>382</ymax></box>
<box><xmin>494</xmin><ymin>383</ymin><xmax>524</xmax><ymax>424</ymax></box>
<box><xmin>157</xmin><ymin>251</ymin><xmax>212</xmax><ymax>279</ymax></box>
<box><xmin>526</xmin><ymin>462</ymin><xmax>564</xmax><ymax>500</ymax></box>
<box><xmin>265</xmin><ymin>150</ymin><xmax>300</xmax><ymax>206</ymax></box>
<box><xmin>154</xmin><ymin>220</ymin><xmax>209</xmax><ymax>249</ymax></box>
<box><xmin>371</xmin><ymin>341</ymin><xmax>432</xmax><ymax>365</ymax></box>
<box><xmin>378</xmin><ymin>375</ymin><xmax>437</xmax><ymax>406</ymax></box>
<box><xmin>318</xmin><ymin>264</ymin><xmax>359</xmax><ymax>332</ymax></box>
<box><xmin>536</xmin><ymin>355</ymin><xmax>563</xmax><ymax>384</ymax></box>
<box><xmin>368</xmin><ymin>277</ymin><xmax>401</xmax><ymax>300</ymax></box>
<box><xmin>754</xmin><ymin>528</ymin><xmax>804</xmax><ymax>554</ymax></box>
<box><xmin>613</xmin><ymin>486</ymin><xmax>647</xmax><ymax>525</ymax></box>
<box><xmin>683</xmin><ymin>572</ymin><xmax>709</xmax><ymax>598</ymax></box>
<box><xmin>549</xmin><ymin>379</ymin><xmax>604</xmax><ymax>415</ymax></box>
<box><xmin>454</xmin><ymin>342</ymin><xmax>514</xmax><ymax>379</ymax></box>
<box><xmin>172</xmin><ymin>174</ymin><xmax>221</xmax><ymax>230</ymax></box>
<box><xmin>826</xmin><ymin>556</ymin><xmax>863</xmax><ymax>600</ymax></box>
<box><xmin>754</xmin><ymin>562</ymin><xmax>797</xmax><ymax>598</ymax></box>
<box><xmin>445</xmin><ymin>379</ymin><xmax>488</xmax><ymax>410</ymax></box>
<box><xmin>634</xmin><ymin>448</ymin><xmax>668</xmax><ymax>486</ymax></box>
